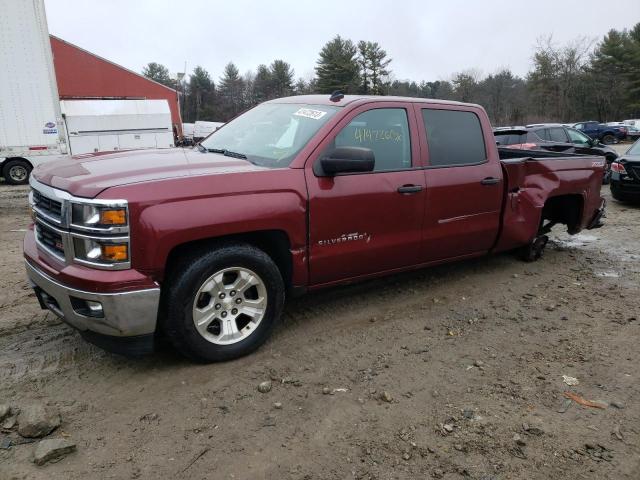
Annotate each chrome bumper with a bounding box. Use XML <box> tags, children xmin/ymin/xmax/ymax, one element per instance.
<box><xmin>25</xmin><ymin>261</ymin><xmax>160</xmax><ymax>337</ymax></box>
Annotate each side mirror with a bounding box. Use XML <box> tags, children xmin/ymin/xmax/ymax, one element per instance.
<box><xmin>318</xmin><ymin>147</ymin><xmax>375</xmax><ymax>176</ymax></box>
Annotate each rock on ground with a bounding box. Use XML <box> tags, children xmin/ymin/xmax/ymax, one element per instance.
<box><xmin>0</xmin><ymin>404</ymin><xmax>10</xmax><ymax>421</ymax></box>
<box><xmin>33</xmin><ymin>438</ymin><xmax>76</xmax><ymax>466</ymax></box>
<box><xmin>17</xmin><ymin>404</ymin><xmax>61</xmax><ymax>438</ymax></box>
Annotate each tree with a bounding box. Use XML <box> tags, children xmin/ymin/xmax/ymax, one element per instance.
<box><xmin>270</xmin><ymin>60</ymin><xmax>295</xmax><ymax>97</ymax></box>
<box><xmin>452</xmin><ymin>70</ymin><xmax>480</xmax><ymax>103</ymax></box>
<box><xmin>527</xmin><ymin>36</ymin><xmax>592</xmax><ymax>121</ymax></box>
<box><xmin>142</xmin><ymin>62</ymin><xmax>175</xmax><ymax>88</ymax></box>
<box><xmin>315</xmin><ymin>35</ymin><xmax>360</xmax><ymax>94</ymax></box>
<box><xmin>590</xmin><ymin>24</ymin><xmax>640</xmax><ymax>118</ymax></box>
<box><xmin>218</xmin><ymin>62</ymin><xmax>246</xmax><ymax>120</ymax></box>
<box><xmin>184</xmin><ymin>66</ymin><xmax>216</xmax><ymax>122</ymax></box>
<box><xmin>252</xmin><ymin>64</ymin><xmax>273</xmax><ymax>103</ymax></box>
<box><xmin>478</xmin><ymin>69</ymin><xmax>527</xmax><ymax>126</ymax></box>
<box><xmin>357</xmin><ymin>41</ymin><xmax>392</xmax><ymax>95</ymax></box>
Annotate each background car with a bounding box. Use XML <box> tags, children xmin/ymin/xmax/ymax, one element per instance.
<box><xmin>494</xmin><ymin>124</ymin><xmax>618</xmax><ymax>182</ymax></box>
<box><xmin>610</xmin><ymin>139</ymin><xmax>640</xmax><ymax>202</ymax></box>
<box><xmin>572</xmin><ymin>121</ymin><xmax>627</xmax><ymax>144</ymax></box>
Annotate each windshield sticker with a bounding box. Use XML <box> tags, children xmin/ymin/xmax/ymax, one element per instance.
<box><xmin>293</xmin><ymin>108</ymin><xmax>328</xmax><ymax>120</ymax></box>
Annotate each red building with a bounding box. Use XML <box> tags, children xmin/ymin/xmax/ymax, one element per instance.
<box><xmin>49</xmin><ymin>35</ymin><xmax>182</xmax><ymax>135</ymax></box>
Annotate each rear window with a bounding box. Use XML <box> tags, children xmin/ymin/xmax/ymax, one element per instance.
<box><xmin>495</xmin><ymin>132</ymin><xmax>526</xmax><ymax>145</ymax></box>
<box><xmin>422</xmin><ymin>109</ymin><xmax>486</xmax><ymax>166</ymax></box>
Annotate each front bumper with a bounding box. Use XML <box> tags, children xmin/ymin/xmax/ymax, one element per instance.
<box><xmin>26</xmin><ymin>260</ymin><xmax>160</xmax><ymax>355</ymax></box>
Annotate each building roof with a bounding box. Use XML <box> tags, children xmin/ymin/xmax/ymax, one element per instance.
<box><xmin>50</xmin><ymin>35</ymin><xmax>177</xmax><ymax>94</ymax></box>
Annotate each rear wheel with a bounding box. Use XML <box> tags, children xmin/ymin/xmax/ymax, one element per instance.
<box><xmin>2</xmin><ymin>159</ymin><xmax>31</xmax><ymax>185</ymax></box>
<box><xmin>601</xmin><ymin>134</ymin><xmax>615</xmax><ymax>145</ymax></box>
<box><xmin>161</xmin><ymin>243</ymin><xmax>285</xmax><ymax>362</ymax></box>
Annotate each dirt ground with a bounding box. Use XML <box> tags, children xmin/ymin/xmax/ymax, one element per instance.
<box><xmin>1</xmin><ymin>157</ymin><xmax>639</xmax><ymax>479</ymax></box>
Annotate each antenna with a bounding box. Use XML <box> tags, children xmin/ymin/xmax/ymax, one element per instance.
<box><xmin>330</xmin><ymin>90</ymin><xmax>345</xmax><ymax>102</ymax></box>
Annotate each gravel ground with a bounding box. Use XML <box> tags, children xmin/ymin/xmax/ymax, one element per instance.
<box><xmin>0</xmin><ymin>158</ymin><xmax>638</xmax><ymax>479</ymax></box>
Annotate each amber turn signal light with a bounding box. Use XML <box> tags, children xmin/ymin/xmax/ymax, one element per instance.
<box><xmin>99</xmin><ymin>208</ymin><xmax>127</xmax><ymax>225</ymax></box>
<box><xmin>101</xmin><ymin>244</ymin><xmax>128</xmax><ymax>261</ymax></box>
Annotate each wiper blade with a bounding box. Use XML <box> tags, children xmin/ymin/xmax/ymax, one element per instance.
<box><xmin>207</xmin><ymin>148</ymin><xmax>247</xmax><ymax>159</ymax></box>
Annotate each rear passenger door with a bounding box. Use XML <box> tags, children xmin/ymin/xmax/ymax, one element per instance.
<box><xmin>415</xmin><ymin>106</ymin><xmax>503</xmax><ymax>263</ymax></box>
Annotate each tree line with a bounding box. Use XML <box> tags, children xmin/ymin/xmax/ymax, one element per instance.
<box><xmin>143</xmin><ymin>23</ymin><xmax>640</xmax><ymax>127</ymax></box>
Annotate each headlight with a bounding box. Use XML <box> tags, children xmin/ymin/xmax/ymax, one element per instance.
<box><xmin>71</xmin><ymin>204</ymin><xmax>128</xmax><ymax>228</ymax></box>
<box><xmin>73</xmin><ymin>237</ymin><xmax>129</xmax><ymax>265</ymax></box>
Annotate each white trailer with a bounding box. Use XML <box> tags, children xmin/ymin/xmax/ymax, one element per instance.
<box><xmin>182</xmin><ymin>123</ymin><xmax>195</xmax><ymax>140</ymax></box>
<box><xmin>0</xmin><ymin>0</ymin><xmax>68</xmax><ymax>184</ymax></box>
<box><xmin>61</xmin><ymin>99</ymin><xmax>175</xmax><ymax>155</ymax></box>
<box><xmin>193</xmin><ymin>121</ymin><xmax>224</xmax><ymax>142</ymax></box>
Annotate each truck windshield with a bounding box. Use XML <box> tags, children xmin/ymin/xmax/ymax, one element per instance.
<box><xmin>199</xmin><ymin>103</ymin><xmax>339</xmax><ymax>168</ymax></box>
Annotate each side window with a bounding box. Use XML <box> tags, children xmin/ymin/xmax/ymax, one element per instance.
<box><xmin>534</xmin><ymin>129</ymin><xmax>550</xmax><ymax>141</ymax></box>
<box><xmin>548</xmin><ymin>127</ymin><xmax>569</xmax><ymax>142</ymax></box>
<box><xmin>333</xmin><ymin>108</ymin><xmax>411</xmax><ymax>171</ymax></box>
<box><xmin>422</xmin><ymin>109</ymin><xmax>486</xmax><ymax>166</ymax></box>
<box><xmin>574</xmin><ymin>124</ymin><xmax>584</xmax><ymax>131</ymax></box>
<box><xmin>566</xmin><ymin>128</ymin><xmax>590</xmax><ymax>145</ymax></box>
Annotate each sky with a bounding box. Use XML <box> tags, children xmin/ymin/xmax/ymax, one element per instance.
<box><xmin>44</xmin><ymin>0</ymin><xmax>640</xmax><ymax>83</ymax></box>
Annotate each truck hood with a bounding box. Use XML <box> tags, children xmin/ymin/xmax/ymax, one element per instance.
<box><xmin>32</xmin><ymin>148</ymin><xmax>267</xmax><ymax>198</ymax></box>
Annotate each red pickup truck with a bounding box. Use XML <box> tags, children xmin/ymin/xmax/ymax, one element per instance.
<box><xmin>24</xmin><ymin>94</ymin><xmax>606</xmax><ymax>361</ymax></box>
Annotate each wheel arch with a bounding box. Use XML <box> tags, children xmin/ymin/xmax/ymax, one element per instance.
<box><xmin>540</xmin><ymin>193</ymin><xmax>584</xmax><ymax>235</ymax></box>
<box><xmin>163</xmin><ymin>230</ymin><xmax>294</xmax><ymax>290</ymax></box>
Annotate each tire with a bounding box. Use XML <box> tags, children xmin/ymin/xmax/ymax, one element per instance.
<box><xmin>161</xmin><ymin>243</ymin><xmax>285</xmax><ymax>362</ymax></box>
<box><xmin>2</xmin><ymin>159</ymin><xmax>31</xmax><ymax>185</ymax></box>
<box><xmin>601</xmin><ymin>134</ymin><xmax>615</xmax><ymax>145</ymax></box>
<box><xmin>518</xmin><ymin>235</ymin><xmax>548</xmax><ymax>262</ymax></box>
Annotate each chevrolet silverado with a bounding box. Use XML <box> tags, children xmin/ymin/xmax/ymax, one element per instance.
<box><xmin>25</xmin><ymin>94</ymin><xmax>606</xmax><ymax>361</ymax></box>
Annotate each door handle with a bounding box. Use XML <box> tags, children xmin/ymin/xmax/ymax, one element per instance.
<box><xmin>397</xmin><ymin>184</ymin><xmax>423</xmax><ymax>194</ymax></box>
<box><xmin>480</xmin><ymin>177</ymin><xmax>500</xmax><ymax>185</ymax></box>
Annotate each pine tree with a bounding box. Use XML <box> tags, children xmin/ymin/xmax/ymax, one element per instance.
<box><xmin>185</xmin><ymin>66</ymin><xmax>216</xmax><ymax>122</ymax></box>
<box><xmin>270</xmin><ymin>60</ymin><xmax>294</xmax><ymax>97</ymax></box>
<box><xmin>218</xmin><ymin>62</ymin><xmax>246</xmax><ymax>120</ymax></box>
<box><xmin>253</xmin><ymin>64</ymin><xmax>273</xmax><ymax>103</ymax></box>
<box><xmin>357</xmin><ymin>41</ymin><xmax>391</xmax><ymax>95</ymax></box>
<box><xmin>315</xmin><ymin>35</ymin><xmax>360</xmax><ymax>94</ymax></box>
<box><xmin>142</xmin><ymin>62</ymin><xmax>175</xmax><ymax>88</ymax></box>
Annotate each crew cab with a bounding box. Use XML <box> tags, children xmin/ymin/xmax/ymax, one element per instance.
<box><xmin>24</xmin><ymin>95</ymin><xmax>606</xmax><ymax>362</ymax></box>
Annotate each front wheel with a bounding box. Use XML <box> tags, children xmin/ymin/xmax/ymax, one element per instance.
<box><xmin>2</xmin><ymin>159</ymin><xmax>31</xmax><ymax>185</ymax></box>
<box><xmin>161</xmin><ymin>244</ymin><xmax>285</xmax><ymax>362</ymax></box>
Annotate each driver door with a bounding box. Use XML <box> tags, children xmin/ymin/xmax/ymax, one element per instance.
<box><xmin>305</xmin><ymin>103</ymin><xmax>426</xmax><ymax>285</ymax></box>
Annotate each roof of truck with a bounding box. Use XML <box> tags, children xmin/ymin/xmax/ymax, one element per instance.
<box><xmin>265</xmin><ymin>94</ymin><xmax>480</xmax><ymax>108</ymax></box>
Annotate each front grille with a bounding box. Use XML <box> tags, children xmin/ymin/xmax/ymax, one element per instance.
<box><xmin>32</xmin><ymin>189</ymin><xmax>63</xmax><ymax>221</ymax></box>
<box><xmin>36</xmin><ymin>223</ymin><xmax>65</xmax><ymax>258</ymax></box>
<box><xmin>630</xmin><ymin>165</ymin><xmax>640</xmax><ymax>181</ymax></box>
